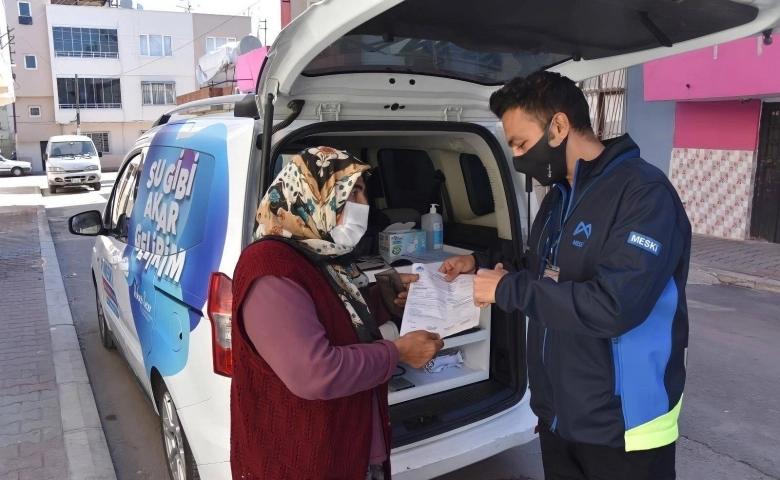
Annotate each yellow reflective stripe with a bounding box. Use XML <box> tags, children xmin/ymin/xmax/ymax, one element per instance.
<box><xmin>624</xmin><ymin>395</ymin><xmax>683</xmax><ymax>452</ymax></box>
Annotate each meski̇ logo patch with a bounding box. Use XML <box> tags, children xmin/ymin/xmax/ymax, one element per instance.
<box><xmin>572</xmin><ymin>221</ymin><xmax>592</xmax><ymax>247</ymax></box>
<box><xmin>627</xmin><ymin>231</ymin><xmax>662</xmax><ymax>256</ymax></box>
<box><xmin>574</xmin><ymin>222</ymin><xmax>592</xmax><ymax>239</ymax></box>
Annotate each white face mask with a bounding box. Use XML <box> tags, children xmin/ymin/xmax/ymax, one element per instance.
<box><xmin>330</xmin><ymin>201</ymin><xmax>369</xmax><ymax>248</ymax></box>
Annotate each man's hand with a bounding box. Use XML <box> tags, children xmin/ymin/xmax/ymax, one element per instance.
<box><xmin>393</xmin><ymin>331</ymin><xmax>444</xmax><ymax>369</ymax></box>
<box><xmin>393</xmin><ymin>273</ymin><xmax>419</xmax><ymax>308</ymax></box>
<box><xmin>474</xmin><ymin>263</ymin><xmax>509</xmax><ymax>307</ymax></box>
<box><xmin>438</xmin><ymin>255</ymin><xmax>477</xmax><ymax>282</ymax></box>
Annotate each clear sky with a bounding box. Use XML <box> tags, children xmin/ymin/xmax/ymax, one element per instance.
<box><xmin>133</xmin><ymin>0</ymin><xmax>283</xmax><ymax>46</ymax></box>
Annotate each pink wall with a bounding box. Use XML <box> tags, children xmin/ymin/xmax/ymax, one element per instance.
<box><xmin>645</xmin><ymin>34</ymin><xmax>780</xmax><ymax>101</ymax></box>
<box><xmin>236</xmin><ymin>47</ymin><xmax>269</xmax><ymax>94</ymax></box>
<box><xmin>673</xmin><ymin>100</ymin><xmax>761</xmax><ymax>151</ymax></box>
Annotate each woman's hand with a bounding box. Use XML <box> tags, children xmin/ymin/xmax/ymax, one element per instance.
<box><xmin>438</xmin><ymin>255</ymin><xmax>477</xmax><ymax>282</ymax></box>
<box><xmin>394</xmin><ymin>331</ymin><xmax>444</xmax><ymax>368</ymax></box>
<box><xmin>393</xmin><ymin>273</ymin><xmax>419</xmax><ymax>308</ymax></box>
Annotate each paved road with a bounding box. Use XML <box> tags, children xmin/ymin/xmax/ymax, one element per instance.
<box><xmin>47</xmin><ymin>203</ymin><xmax>780</xmax><ymax>480</ymax></box>
<box><xmin>441</xmin><ymin>284</ymin><xmax>780</xmax><ymax>480</ymax></box>
<box><xmin>47</xmin><ymin>203</ymin><xmax>169</xmax><ymax>480</ymax></box>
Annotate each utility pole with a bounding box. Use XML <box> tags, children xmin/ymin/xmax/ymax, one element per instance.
<box><xmin>75</xmin><ymin>74</ymin><xmax>81</xmax><ymax>135</ymax></box>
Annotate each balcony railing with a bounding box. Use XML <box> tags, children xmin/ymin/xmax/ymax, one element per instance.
<box><xmin>59</xmin><ymin>103</ymin><xmax>122</xmax><ymax>109</ymax></box>
<box><xmin>53</xmin><ymin>0</ymin><xmax>108</xmax><ymax>5</ymax></box>
<box><xmin>54</xmin><ymin>51</ymin><xmax>119</xmax><ymax>59</ymax></box>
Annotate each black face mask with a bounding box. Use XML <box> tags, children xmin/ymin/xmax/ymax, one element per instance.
<box><xmin>512</xmin><ymin>122</ymin><xmax>568</xmax><ymax>187</ymax></box>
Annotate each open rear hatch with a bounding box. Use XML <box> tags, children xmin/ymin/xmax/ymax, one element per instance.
<box><xmin>258</xmin><ymin>0</ymin><xmax>773</xmax><ymax>122</ymax></box>
<box><xmin>253</xmin><ymin>0</ymin><xmax>777</xmax><ymax>449</ymax></box>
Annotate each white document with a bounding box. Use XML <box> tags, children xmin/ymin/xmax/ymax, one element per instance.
<box><xmin>400</xmin><ymin>263</ymin><xmax>481</xmax><ymax>338</ymax></box>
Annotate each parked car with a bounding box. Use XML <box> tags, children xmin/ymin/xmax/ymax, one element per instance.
<box><xmin>45</xmin><ymin>134</ymin><xmax>102</xmax><ymax>194</ymax></box>
<box><xmin>0</xmin><ymin>155</ymin><xmax>32</xmax><ymax>176</ymax></box>
<box><xmin>67</xmin><ymin>1</ymin><xmax>779</xmax><ymax>479</ymax></box>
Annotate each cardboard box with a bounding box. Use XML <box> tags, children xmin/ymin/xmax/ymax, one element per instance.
<box><xmin>379</xmin><ymin>223</ymin><xmax>427</xmax><ymax>263</ymax></box>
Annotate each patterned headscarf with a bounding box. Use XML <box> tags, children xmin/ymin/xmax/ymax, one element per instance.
<box><xmin>254</xmin><ymin>147</ymin><xmax>379</xmax><ymax>343</ymax></box>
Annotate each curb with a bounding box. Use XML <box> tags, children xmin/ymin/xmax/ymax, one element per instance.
<box><xmin>691</xmin><ymin>263</ymin><xmax>780</xmax><ymax>295</ymax></box>
<box><xmin>36</xmin><ymin>206</ymin><xmax>118</xmax><ymax>480</ymax></box>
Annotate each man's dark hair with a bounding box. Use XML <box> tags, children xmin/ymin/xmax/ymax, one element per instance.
<box><xmin>489</xmin><ymin>71</ymin><xmax>594</xmax><ymax>135</ymax></box>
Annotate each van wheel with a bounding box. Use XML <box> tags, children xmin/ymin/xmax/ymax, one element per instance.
<box><xmin>157</xmin><ymin>385</ymin><xmax>197</xmax><ymax>480</ymax></box>
<box><xmin>11</xmin><ymin>167</ymin><xmax>22</xmax><ymax>177</ymax></box>
<box><xmin>92</xmin><ymin>182</ymin><xmax>101</xmax><ymax>191</ymax></box>
<box><xmin>95</xmin><ymin>284</ymin><xmax>114</xmax><ymax>349</ymax></box>
<box><xmin>49</xmin><ymin>185</ymin><xmax>58</xmax><ymax>194</ymax></box>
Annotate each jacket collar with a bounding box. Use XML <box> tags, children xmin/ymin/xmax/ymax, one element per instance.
<box><xmin>578</xmin><ymin>134</ymin><xmax>641</xmax><ymax>180</ymax></box>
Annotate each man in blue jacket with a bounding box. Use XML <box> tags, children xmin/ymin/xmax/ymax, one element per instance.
<box><xmin>441</xmin><ymin>71</ymin><xmax>691</xmax><ymax>479</ymax></box>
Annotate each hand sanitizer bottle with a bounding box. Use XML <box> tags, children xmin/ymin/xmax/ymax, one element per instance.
<box><xmin>421</xmin><ymin>204</ymin><xmax>443</xmax><ymax>250</ymax></box>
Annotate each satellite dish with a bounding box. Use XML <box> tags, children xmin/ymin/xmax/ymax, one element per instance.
<box><xmin>137</xmin><ymin>3</ymin><xmax>144</xmax><ymax>9</ymax></box>
<box><xmin>238</xmin><ymin>35</ymin><xmax>263</xmax><ymax>55</ymax></box>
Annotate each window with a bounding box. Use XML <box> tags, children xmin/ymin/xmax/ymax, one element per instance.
<box><xmin>24</xmin><ymin>54</ymin><xmax>37</xmax><ymax>69</ymax></box>
<box><xmin>579</xmin><ymin>69</ymin><xmax>627</xmax><ymax>141</ymax></box>
<box><xmin>109</xmin><ymin>154</ymin><xmax>144</xmax><ymax>241</ymax></box>
<box><xmin>28</xmin><ymin>106</ymin><xmax>41</xmax><ymax>117</ymax></box>
<box><xmin>18</xmin><ymin>1</ymin><xmax>31</xmax><ymax>16</ymax></box>
<box><xmin>49</xmin><ymin>141</ymin><xmax>97</xmax><ymax>157</ymax></box>
<box><xmin>139</xmin><ymin>35</ymin><xmax>172</xmax><ymax>57</ymax></box>
<box><xmin>141</xmin><ymin>82</ymin><xmax>176</xmax><ymax>106</ymax></box>
<box><xmin>57</xmin><ymin>77</ymin><xmax>122</xmax><ymax>109</ymax></box>
<box><xmin>206</xmin><ymin>36</ymin><xmax>236</xmax><ymax>53</ymax></box>
<box><xmin>459</xmin><ymin>154</ymin><xmax>495</xmax><ymax>217</ymax></box>
<box><xmin>52</xmin><ymin>27</ymin><xmax>118</xmax><ymax>59</ymax></box>
<box><xmin>304</xmin><ymin>34</ymin><xmax>569</xmax><ymax>86</ymax></box>
<box><xmin>85</xmin><ymin>132</ymin><xmax>109</xmax><ymax>154</ymax></box>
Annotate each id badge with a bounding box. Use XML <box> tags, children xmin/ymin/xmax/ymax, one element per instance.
<box><xmin>544</xmin><ymin>264</ymin><xmax>560</xmax><ymax>283</ymax></box>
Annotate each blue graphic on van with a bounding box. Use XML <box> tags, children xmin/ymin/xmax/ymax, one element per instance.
<box><xmin>124</xmin><ymin>122</ymin><xmax>230</xmax><ymax>378</ymax></box>
<box><xmin>100</xmin><ymin>259</ymin><xmax>120</xmax><ymax>318</ymax></box>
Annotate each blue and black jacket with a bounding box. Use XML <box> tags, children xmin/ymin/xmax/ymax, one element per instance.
<box><xmin>477</xmin><ymin>134</ymin><xmax>692</xmax><ymax>451</ymax></box>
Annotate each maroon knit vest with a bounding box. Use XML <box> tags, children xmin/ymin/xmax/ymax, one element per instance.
<box><xmin>230</xmin><ymin>240</ymin><xmax>392</xmax><ymax>480</ymax></box>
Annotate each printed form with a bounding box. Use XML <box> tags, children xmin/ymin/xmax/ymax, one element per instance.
<box><xmin>400</xmin><ymin>263</ymin><xmax>481</xmax><ymax>338</ymax></box>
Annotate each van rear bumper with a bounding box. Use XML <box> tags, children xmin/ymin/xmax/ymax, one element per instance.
<box><xmin>190</xmin><ymin>390</ymin><xmax>536</xmax><ymax>480</ymax></box>
<box><xmin>392</xmin><ymin>389</ymin><xmax>537</xmax><ymax>479</ymax></box>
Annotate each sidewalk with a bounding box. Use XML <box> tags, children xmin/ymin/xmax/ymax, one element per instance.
<box><xmin>0</xmin><ymin>206</ymin><xmax>115</xmax><ymax>480</ymax></box>
<box><xmin>691</xmin><ymin>234</ymin><xmax>780</xmax><ymax>294</ymax></box>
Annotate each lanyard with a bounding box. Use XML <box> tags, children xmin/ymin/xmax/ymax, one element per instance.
<box><xmin>537</xmin><ymin>194</ymin><xmax>565</xmax><ymax>279</ymax></box>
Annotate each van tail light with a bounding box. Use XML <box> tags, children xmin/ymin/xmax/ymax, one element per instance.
<box><xmin>207</xmin><ymin>272</ymin><xmax>233</xmax><ymax>377</ymax></box>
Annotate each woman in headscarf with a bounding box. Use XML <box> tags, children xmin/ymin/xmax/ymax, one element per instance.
<box><xmin>230</xmin><ymin>147</ymin><xmax>444</xmax><ymax>480</ymax></box>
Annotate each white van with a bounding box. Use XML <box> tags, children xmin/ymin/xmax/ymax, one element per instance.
<box><xmin>67</xmin><ymin>1</ymin><xmax>779</xmax><ymax>479</ymax></box>
<box><xmin>46</xmin><ymin>134</ymin><xmax>102</xmax><ymax>194</ymax></box>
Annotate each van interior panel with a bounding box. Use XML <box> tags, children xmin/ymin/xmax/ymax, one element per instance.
<box><xmin>346</xmin><ymin>0</ymin><xmax>758</xmax><ymax>61</ymax></box>
<box><xmin>262</xmin><ymin>124</ymin><xmax>527</xmax><ymax>447</ymax></box>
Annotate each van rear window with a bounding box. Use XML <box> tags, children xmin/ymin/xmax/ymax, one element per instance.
<box><xmin>304</xmin><ymin>35</ymin><xmax>568</xmax><ymax>85</ymax></box>
<box><xmin>302</xmin><ymin>0</ymin><xmax>757</xmax><ymax>85</ymax></box>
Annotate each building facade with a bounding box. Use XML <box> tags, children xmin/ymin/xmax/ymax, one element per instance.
<box><xmin>8</xmin><ymin>0</ymin><xmax>249</xmax><ymax>171</ymax></box>
<box><xmin>0</xmin><ymin>0</ymin><xmax>15</xmax><ymax>113</ymax></box>
<box><xmin>628</xmin><ymin>32</ymin><xmax>780</xmax><ymax>244</ymax></box>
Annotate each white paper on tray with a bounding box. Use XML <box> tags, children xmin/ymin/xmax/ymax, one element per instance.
<box><xmin>400</xmin><ymin>263</ymin><xmax>480</xmax><ymax>338</ymax></box>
